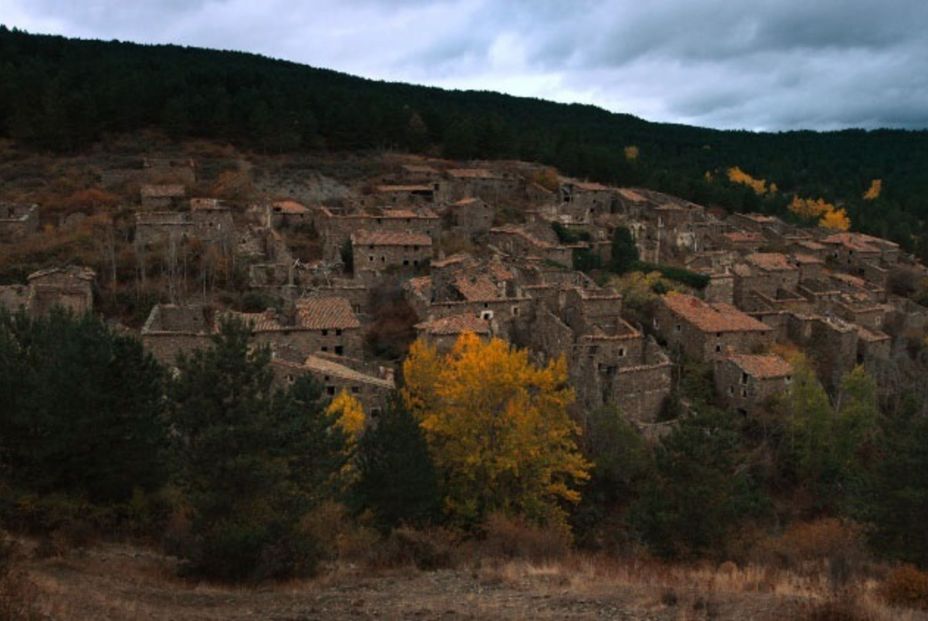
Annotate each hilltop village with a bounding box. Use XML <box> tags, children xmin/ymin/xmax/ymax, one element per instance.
<box><xmin>2</xmin><ymin>152</ymin><xmax>926</xmax><ymax>427</ymax></box>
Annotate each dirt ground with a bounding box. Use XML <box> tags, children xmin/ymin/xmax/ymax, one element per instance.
<box><xmin>14</xmin><ymin>540</ymin><xmax>914</xmax><ymax>621</ymax></box>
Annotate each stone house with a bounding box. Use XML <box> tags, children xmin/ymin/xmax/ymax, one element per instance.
<box><xmin>820</xmin><ymin>232</ymin><xmax>900</xmax><ymax>268</ymax></box>
<box><xmin>271</xmin><ymin>353</ymin><xmax>394</xmax><ymax>415</ymax></box>
<box><xmin>27</xmin><ymin>266</ymin><xmax>95</xmax><ymax>317</ymax></box>
<box><xmin>440</xmin><ymin>197</ymin><xmax>495</xmax><ymax>236</ymax></box>
<box><xmin>414</xmin><ymin>313</ymin><xmax>493</xmax><ymax>351</ymax></box>
<box><xmin>0</xmin><ymin>202</ymin><xmax>39</xmax><ymax>241</ymax></box>
<box><xmin>654</xmin><ymin>292</ymin><xmax>773</xmax><ymax>361</ymax></box>
<box><xmin>351</xmin><ymin>230</ymin><xmax>432</xmax><ymax>276</ymax></box>
<box><xmin>718</xmin><ymin>231</ymin><xmax>765</xmax><ymax>253</ymax></box>
<box><xmin>714</xmin><ymin>353</ymin><xmax>793</xmax><ymax>415</ymax></box>
<box><xmin>140</xmin><ymin>184</ymin><xmax>186</xmax><ymax>209</ymax></box>
<box><xmin>141</xmin><ymin>304</ymin><xmax>213</xmax><ymax>365</ymax></box>
<box><xmin>294</xmin><ymin>296</ymin><xmax>363</xmax><ymax>358</ymax></box>
<box><xmin>733</xmin><ymin>252</ymin><xmax>801</xmax><ymax>311</ymax></box>
<box><xmin>437</xmin><ymin>168</ymin><xmax>520</xmax><ymax>203</ymax></box>
<box><xmin>374</xmin><ymin>184</ymin><xmax>436</xmax><ymax>205</ymax></box>
<box><xmin>268</xmin><ymin>200</ymin><xmax>312</xmax><ymax>228</ymax></box>
<box><xmin>399</xmin><ymin>164</ymin><xmax>441</xmax><ymax>183</ymax></box>
<box><xmin>558</xmin><ymin>181</ymin><xmax>617</xmax><ymax>223</ymax></box>
<box><xmin>489</xmin><ymin>225</ymin><xmax>575</xmax><ymax>267</ymax></box>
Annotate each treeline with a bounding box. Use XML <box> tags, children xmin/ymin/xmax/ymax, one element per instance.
<box><xmin>2</xmin><ymin>310</ymin><xmax>928</xmax><ymax>582</ymax></box>
<box><xmin>2</xmin><ymin>28</ymin><xmax>928</xmax><ymax>258</ymax></box>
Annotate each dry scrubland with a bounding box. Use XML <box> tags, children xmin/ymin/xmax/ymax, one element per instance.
<box><xmin>4</xmin><ymin>526</ymin><xmax>928</xmax><ymax>621</ymax></box>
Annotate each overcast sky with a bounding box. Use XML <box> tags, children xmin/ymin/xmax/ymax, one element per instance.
<box><xmin>3</xmin><ymin>0</ymin><xmax>928</xmax><ymax>131</ymax></box>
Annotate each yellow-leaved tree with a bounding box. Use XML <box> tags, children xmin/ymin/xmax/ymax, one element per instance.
<box><xmin>863</xmin><ymin>179</ymin><xmax>882</xmax><ymax>200</ymax></box>
<box><xmin>727</xmin><ymin>166</ymin><xmax>768</xmax><ymax>194</ymax></box>
<box><xmin>326</xmin><ymin>390</ymin><xmax>366</xmax><ymax>443</ymax></box>
<box><xmin>326</xmin><ymin>390</ymin><xmax>366</xmax><ymax>483</ymax></box>
<box><xmin>819</xmin><ymin>207</ymin><xmax>851</xmax><ymax>230</ymax></box>
<box><xmin>402</xmin><ymin>334</ymin><xmax>590</xmax><ymax>528</ymax></box>
<box><xmin>624</xmin><ymin>145</ymin><xmax>639</xmax><ymax>161</ymax></box>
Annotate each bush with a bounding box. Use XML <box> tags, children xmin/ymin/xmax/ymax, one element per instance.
<box><xmin>480</xmin><ymin>513</ymin><xmax>571</xmax><ymax>562</ymax></box>
<box><xmin>879</xmin><ymin>565</ymin><xmax>928</xmax><ymax>610</ymax></box>
<box><xmin>758</xmin><ymin>519</ymin><xmax>866</xmax><ymax>570</ymax></box>
<box><xmin>798</xmin><ymin>599</ymin><xmax>875</xmax><ymax>621</ymax></box>
<box><xmin>366</xmin><ymin>527</ymin><xmax>457</xmax><ymax>570</ymax></box>
<box><xmin>0</xmin><ymin>533</ymin><xmax>45</xmax><ymax>621</ymax></box>
<box><xmin>631</xmin><ymin>261</ymin><xmax>710</xmax><ymax>289</ymax></box>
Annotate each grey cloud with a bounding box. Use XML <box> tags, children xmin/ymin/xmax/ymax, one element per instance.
<box><xmin>2</xmin><ymin>0</ymin><xmax>928</xmax><ymax>130</ymax></box>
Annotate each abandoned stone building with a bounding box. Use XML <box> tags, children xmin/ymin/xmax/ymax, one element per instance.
<box><xmin>733</xmin><ymin>252</ymin><xmax>801</xmax><ymax>311</ymax></box>
<box><xmin>714</xmin><ymin>353</ymin><xmax>793</xmax><ymax>415</ymax></box>
<box><xmin>271</xmin><ymin>352</ymin><xmax>394</xmax><ymax>414</ymax></box>
<box><xmin>415</xmin><ymin>313</ymin><xmax>493</xmax><ymax>351</ymax></box>
<box><xmin>0</xmin><ymin>202</ymin><xmax>39</xmax><ymax>241</ymax></box>
<box><xmin>141</xmin><ymin>303</ymin><xmax>213</xmax><ymax>365</ymax></box>
<box><xmin>268</xmin><ymin>199</ymin><xmax>312</xmax><ymax>228</ymax></box>
<box><xmin>135</xmin><ymin>200</ymin><xmax>234</xmax><ymax>249</ymax></box>
<box><xmin>558</xmin><ymin>181</ymin><xmax>618</xmax><ymax>223</ymax></box>
<box><xmin>351</xmin><ymin>230</ymin><xmax>432</xmax><ymax>278</ymax></box>
<box><xmin>488</xmin><ymin>224</ymin><xmax>575</xmax><ymax>266</ymax></box>
<box><xmin>655</xmin><ymin>292</ymin><xmax>773</xmax><ymax>361</ymax></box>
<box><xmin>0</xmin><ymin>267</ymin><xmax>95</xmax><ymax>318</ymax></box>
<box><xmin>373</xmin><ymin>184</ymin><xmax>436</xmax><ymax>205</ymax></box>
<box><xmin>140</xmin><ymin>184</ymin><xmax>186</xmax><ymax>209</ymax></box>
<box><xmin>437</xmin><ymin>168</ymin><xmax>521</xmax><ymax>203</ymax></box>
<box><xmin>439</xmin><ymin>197</ymin><xmax>495</xmax><ymax>237</ymax></box>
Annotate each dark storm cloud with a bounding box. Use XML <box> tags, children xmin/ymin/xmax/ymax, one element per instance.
<box><xmin>3</xmin><ymin>0</ymin><xmax>927</xmax><ymax>130</ymax></box>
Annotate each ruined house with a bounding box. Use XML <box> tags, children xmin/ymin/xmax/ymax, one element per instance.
<box><xmin>654</xmin><ymin>292</ymin><xmax>773</xmax><ymax>361</ymax></box>
<box><xmin>414</xmin><ymin>313</ymin><xmax>493</xmax><ymax>351</ymax></box>
<box><xmin>440</xmin><ymin>197</ymin><xmax>495</xmax><ymax>236</ymax></box>
<box><xmin>141</xmin><ymin>303</ymin><xmax>213</xmax><ymax>365</ymax></box>
<box><xmin>140</xmin><ymin>184</ymin><xmax>186</xmax><ymax>209</ymax></box>
<box><xmin>714</xmin><ymin>353</ymin><xmax>793</xmax><ymax>415</ymax></box>
<box><xmin>0</xmin><ymin>202</ymin><xmax>39</xmax><ymax>241</ymax></box>
<box><xmin>351</xmin><ymin>230</ymin><xmax>432</xmax><ymax>278</ymax></box>
<box><xmin>557</xmin><ymin>181</ymin><xmax>617</xmax><ymax>223</ymax></box>
<box><xmin>271</xmin><ymin>352</ymin><xmax>394</xmax><ymax>414</ymax></box>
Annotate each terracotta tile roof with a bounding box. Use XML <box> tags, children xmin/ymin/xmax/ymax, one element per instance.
<box><xmin>792</xmin><ymin>253</ymin><xmax>824</xmax><ymax>265</ymax></box>
<box><xmin>447</xmin><ymin>168</ymin><xmax>500</xmax><ymax>179</ymax></box>
<box><xmin>490</xmin><ymin>225</ymin><xmax>551</xmax><ymax>248</ymax></box>
<box><xmin>351</xmin><ymin>230</ymin><xmax>432</xmax><ymax>247</ymax></box>
<box><xmin>742</xmin><ymin>213</ymin><xmax>777</xmax><ymax>223</ymax></box>
<box><xmin>401</xmin><ymin>164</ymin><xmax>439</xmax><ymax>175</ymax></box>
<box><xmin>796</xmin><ymin>240</ymin><xmax>827</xmax><ymax>251</ymax></box>
<box><xmin>570</xmin><ymin>180</ymin><xmax>610</xmax><ymax>191</ymax></box>
<box><xmin>663</xmin><ymin>293</ymin><xmax>771</xmax><ymax>333</ymax></box>
<box><xmin>416</xmin><ymin>313</ymin><xmax>491</xmax><ymax>336</ymax></box>
<box><xmin>487</xmin><ymin>261</ymin><xmax>514</xmax><ymax>281</ymax></box>
<box><xmin>296</xmin><ymin>297</ymin><xmax>361</xmax><ymax>330</ymax></box>
<box><xmin>821</xmin><ymin>233</ymin><xmax>881</xmax><ymax>253</ymax></box>
<box><xmin>723</xmin><ymin>231</ymin><xmax>764</xmax><ymax>243</ymax></box>
<box><xmin>301</xmin><ymin>354</ymin><xmax>394</xmax><ymax>388</ymax></box>
<box><xmin>747</xmin><ymin>253</ymin><xmax>797</xmax><ymax>272</ymax></box>
<box><xmin>617</xmin><ymin>188</ymin><xmax>646</xmax><ymax>202</ymax></box>
<box><xmin>727</xmin><ymin>353</ymin><xmax>793</xmax><ymax>379</ymax></box>
<box><xmin>451</xmin><ymin>197</ymin><xmax>480</xmax><ymax>206</ymax></box>
<box><xmin>379</xmin><ymin>208</ymin><xmax>439</xmax><ymax>220</ymax></box>
<box><xmin>272</xmin><ymin>199</ymin><xmax>309</xmax><ymax>214</ymax></box>
<box><xmin>406</xmin><ymin>275</ymin><xmax>432</xmax><ymax>297</ymax></box>
<box><xmin>227</xmin><ymin>309</ymin><xmax>285</xmax><ymax>332</ymax></box>
<box><xmin>454</xmin><ymin>274</ymin><xmax>501</xmax><ymax>301</ymax></box>
<box><xmin>27</xmin><ymin>266</ymin><xmax>96</xmax><ymax>282</ymax></box>
<box><xmin>431</xmin><ymin>253</ymin><xmax>471</xmax><ymax>269</ymax></box>
<box><xmin>857</xmin><ymin>325</ymin><xmax>890</xmax><ymax>342</ymax></box>
<box><xmin>375</xmin><ymin>184</ymin><xmax>434</xmax><ymax>193</ymax></box>
<box><xmin>141</xmin><ymin>184</ymin><xmax>185</xmax><ymax>198</ymax></box>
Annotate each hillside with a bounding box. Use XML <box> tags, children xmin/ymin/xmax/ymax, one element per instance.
<box><xmin>2</xmin><ymin>27</ymin><xmax>928</xmax><ymax>259</ymax></box>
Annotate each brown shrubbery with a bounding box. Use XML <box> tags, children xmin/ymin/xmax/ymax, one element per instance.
<box><xmin>879</xmin><ymin>564</ymin><xmax>928</xmax><ymax>610</ymax></box>
<box><xmin>0</xmin><ymin>532</ymin><xmax>45</xmax><ymax>621</ymax></box>
<box><xmin>478</xmin><ymin>513</ymin><xmax>571</xmax><ymax>562</ymax></box>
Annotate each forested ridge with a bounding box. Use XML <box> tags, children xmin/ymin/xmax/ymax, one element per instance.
<box><xmin>2</xmin><ymin>26</ymin><xmax>928</xmax><ymax>257</ymax></box>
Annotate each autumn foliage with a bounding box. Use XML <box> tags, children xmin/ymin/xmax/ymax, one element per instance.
<box><xmin>863</xmin><ymin>179</ymin><xmax>882</xmax><ymax>201</ymax></box>
<box><xmin>402</xmin><ymin>334</ymin><xmax>590</xmax><ymax>529</ymax></box>
<box><xmin>727</xmin><ymin>166</ymin><xmax>769</xmax><ymax>194</ymax></box>
<box><xmin>788</xmin><ymin>196</ymin><xmax>851</xmax><ymax>230</ymax></box>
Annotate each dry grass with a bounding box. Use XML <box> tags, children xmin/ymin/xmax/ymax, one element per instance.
<box><xmin>3</xmin><ymin>535</ymin><xmax>928</xmax><ymax>621</ymax></box>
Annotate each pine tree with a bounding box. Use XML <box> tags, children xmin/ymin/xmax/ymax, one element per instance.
<box><xmin>354</xmin><ymin>397</ymin><xmax>440</xmax><ymax>531</ymax></box>
<box><xmin>168</xmin><ymin>318</ymin><xmax>347</xmax><ymax>581</ymax></box>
